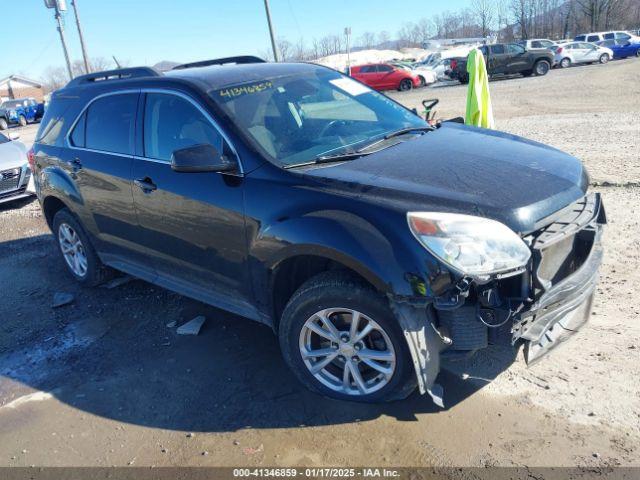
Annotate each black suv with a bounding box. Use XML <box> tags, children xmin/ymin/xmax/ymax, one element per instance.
<box><xmin>32</xmin><ymin>56</ymin><xmax>604</xmax><ymax>404</ymax></box>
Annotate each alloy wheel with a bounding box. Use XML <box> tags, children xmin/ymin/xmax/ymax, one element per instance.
<box><xmin>536</xmin><ymin>61</ymin><xmax>550</xmax><ymax>75</ymax></box>
<box><xmin>58</xmin><ymin>223</ymin><xmax>88</xmax><ymax>277</ymax></box>
<box><xmin>600</xmin><ymin>54</ymin><xmax>609</xmax><ymax>64</ymax></box>
<box><xmin>561</xmin><ymin>58</ymin><xmax>571</xmax><ymax>68</ymax></box>
<box><xmin>299</xmin><ymin>308</ymin><xmax>396</xmax><ymax>396</ymax></box>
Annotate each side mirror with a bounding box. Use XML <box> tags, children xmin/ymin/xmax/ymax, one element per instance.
<box><xmin>170</xmin><ymin>143</ymin><xmax>237</xmax><ymax>173</ymax></box>
<box><xmin>8</xmin><ymin>132</ymin><xmax>20</xmax><ymax>141</ymax></box>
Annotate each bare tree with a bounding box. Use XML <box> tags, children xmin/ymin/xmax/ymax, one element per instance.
<box><xmin>472</xmin><ymin>0</ymin><xmax>496</xmax><ymax>36</ymax></box>
<box><xmin>377</xmin><ymin>30</ymin><xmax>390</xmax><ymax>46</ymax></box>
<box><xmin>358</xmin><ymin>31</ymin><xmax>376</xmax><ymax>49</ymax></box>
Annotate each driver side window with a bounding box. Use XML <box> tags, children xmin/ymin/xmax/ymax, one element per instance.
<box><xmin>143</xmin><ymin>93</ymin><xmax>223</xmax><ymax>162</ymax></box>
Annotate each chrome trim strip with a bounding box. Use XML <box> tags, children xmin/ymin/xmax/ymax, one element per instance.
<box><xmin>64</xmin><ymin>88</ymin><xmax>244</xmax><ymax>174</ymax></box>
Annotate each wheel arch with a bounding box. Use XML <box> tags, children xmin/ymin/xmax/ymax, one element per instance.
<box><xmin>269</xmin><ymin>247</ymin><xmax>390</xmax><ymax>332</ymax></box>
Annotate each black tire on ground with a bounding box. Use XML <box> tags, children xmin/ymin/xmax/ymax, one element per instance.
<box><xmin>459</xmin><ymin>74</ymin><xmax>469</xmax><ymax>84</ymax></box>
<box><xmin>636</xmin><ymin>49</ymin><xmax>640</xmax><ymax>58</ymax></box>
<box><xmin>398</xmin><ymin>78</ymin><xmax>413</xmax><ymax>91</ymax></box>
<box><xmin>560</xmin><ymin>57</ymin><xmax>571</xmax><ymax>68</ymax></box>
<box><xmin>18</xmin><ymin>115</ymin><xmax>27</xmax><ymax>127</ymax></box>
<box><xmin>599</xmin><ymin>53</ymin><xmax>610</xmax><ymax>64</ymax></box>
<box><xmin>534</xmin><ymin>60</ymin><xmax>551</xmax><ymax>76</ymax></box>
<box><xmin>0</xmin><ymin>118</ymin><xmax>7</xmax><ymax>130</ymax></box>
<box><xmin>52</xmin><ymin>208</ymin><xmax>114</xmax><ymax>286</ymax></box>
<box><xmin>278</xmin><ymin>271</ymin><xmax>417</xmax><ymax>403</ymax></box>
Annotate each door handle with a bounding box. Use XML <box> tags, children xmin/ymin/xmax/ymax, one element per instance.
<box><xmin>134</xmin><ymin>177</ymin><xmax>157</xmax><ymax>193</ymax></box>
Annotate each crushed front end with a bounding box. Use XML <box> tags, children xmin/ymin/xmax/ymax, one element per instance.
<box><xmin>392</xmin><ymin>193</ymin><xmax>606</xmax><ymax>404</ymax></box>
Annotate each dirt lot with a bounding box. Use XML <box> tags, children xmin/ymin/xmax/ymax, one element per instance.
<box><xmin>1</xmin><ymin>59</ymin><xmax>639</xmax><ymax>471</ymax></box>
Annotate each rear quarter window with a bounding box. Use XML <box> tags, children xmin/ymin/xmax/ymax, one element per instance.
<box><xmin>35</xmin><ymin>96</ymin><xmax>73</xmax><ymax>146</ymax></box>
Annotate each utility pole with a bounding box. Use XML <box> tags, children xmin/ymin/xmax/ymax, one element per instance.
<box><xmin>344</xmin><ymin>27</ymin><xmax>352</xmax><ymax>75</ymax></box>
<box><xmin>71</xmin><ymin>0</ymin><xmax>91</xmax><ymax>74</ymax></box>
<box><xmin>263</xmin><ymin>0</ymin><xmax>279</xmax><ymax>62</ymax></box>
<box><xmin>44</xmin><ymin>0</ymin><xmax>74</xmax><ymax>80</ymax></box>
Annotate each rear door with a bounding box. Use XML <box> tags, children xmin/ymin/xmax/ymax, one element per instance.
<box><xmin>65</xmin><ymin>91</ymin><xmax>142</xmax><ymax>268</ymax></box>
<box><xmin>130</xmin><ymin>90</ymin><xmax>252</xmax><ymax>313</ymax></box>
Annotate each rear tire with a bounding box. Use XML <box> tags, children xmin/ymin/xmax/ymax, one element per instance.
<box><xmin>459</xmin><ymin>74</ymin><xmax>469</xmax><ymax>84</ymax></box>
<box><xmin>18</xmin><ymin>115</ymin><xmax>27</xmax><ymax>127</ymax></box>
<box><xmin>534</xmin><ymin>60</ymin><xmax>551</xmax><ymax>76</ymax></box>
<box><xmin>398</xmin><ymin>78</ymin><xmax>413</xmax><ymax>91</ymax></box>
<box><xmin>0</xmin><ymin>118</ymin><xmax>7</xmax><ymax>130</ymax></box>
<box><xmin>53</xmin><ymin>208</ymin><xmax>113</xmax><ymax>286</ymax></box>
<box><xmin>278</xmin><ymin>271</ymin><xmax>416</xmax><ymax>403</ymax></box>
<box><xmin>599</xmin><ymin>53</ymin><xmax>610</xmax><ymax>64</ymax></box>
<box><xmin>560</xmin><ymin>57</ymin><xmax>571</xmax><ymax>68</ymax></box>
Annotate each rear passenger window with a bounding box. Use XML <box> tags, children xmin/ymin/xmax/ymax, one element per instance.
<box><xmin>85</xmin><ymin>93</ymin><xmax>137</xmax><ymax>155</ymax></box>
<box><xmin>143</xmin><ymin>93</ymin><xmax>222</xmax><ymax>162</ymax></box>
<box><xmin>587</xmin><ymin>35</ymin><xmax>599</xmax><ymax>42</ymax></box>
<box><xmin>69</xmin><ymin>112</ymin><xmax>86</xmax><ymax>148</ymax></box>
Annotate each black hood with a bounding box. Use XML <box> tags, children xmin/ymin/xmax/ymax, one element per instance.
<box><xmin>303</xmin><ymin>122</ymin><xmax>588</xmax><ymax>233</ymax></box>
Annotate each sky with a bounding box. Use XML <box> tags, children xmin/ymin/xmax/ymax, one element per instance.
<box><xmin>1</xmin><ymin>0</ymin><xmax>471</xmax><ymax>81</ymax></box>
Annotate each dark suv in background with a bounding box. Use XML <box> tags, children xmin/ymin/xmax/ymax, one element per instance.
<box><xmin>32</xmin><ymin>56</ymin><xmax>604</xmax><ymax>405</ymax></box>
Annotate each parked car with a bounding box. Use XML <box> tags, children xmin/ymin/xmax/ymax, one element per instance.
<box><xmin>574</xmin><ymin>31</ymin><xmax>640</xmax><ymax>44</ymax></box>
<box><xmin>350</xmin><ymin>63</ymin><xmax>421</xmax><ymax>91</ymax></box>
<box><xmin>32</xmin><ymin>59</ymin><xmax>605</xmax><ymax>404</ymax></box>
<box><xmin>517</xmin><ymin>38</ymin><xmax>557</xmax><ymax>49</ymax></box>
<box><xmin>449</xmin><ymin>43</ymin><xmax>554</xmax><ymax>83</ymax></box>
<box><xmin>554</xmin><ymin>41</ymin><xmax>614</xmax><ymax>68</ymax></box>
<box><xmin>0</xmin><ymin>97</ymin><xmax>45</xmax><ymax>129</ymax></box>
<box><xmin>390</xmin><ymin>62</ymin><xmax>436</xmax><ymax>86</ymax></box>
<box><xmin>0</xmin><ymin>131</ymin><xmax>33</xmax><ymax>204</ymax></box>
<box><xmin>596</xmin><ymin>39</ymin><xmax>640</xmax><ymax>59</ymax></box>
<box><xmin>414</xmin><ymin>58</ymin><xmax>451</xmax><ymax>82</ymax></box>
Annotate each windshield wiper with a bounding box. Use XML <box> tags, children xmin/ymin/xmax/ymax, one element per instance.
<box><xmin>283</xmin><ymin>151</ymin><xmax>370</xmax><ymax>169</ymax></box>
<box><xmin>283</xmin><ymin>126</ymin><xmax>434</xmax><ymax>170</ymax></box>
<box><xmin>356</xmin><ymin>125</ymin><xmax>435</xmax><ymax>153</ymax></box>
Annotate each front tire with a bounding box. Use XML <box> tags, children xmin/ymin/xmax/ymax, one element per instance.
<box><xmin>599</xmin><ymin>53</ymin><xmax>610</xmax><ymax>64</ymax></box>
<box><xmin>398</xmin><ymin>79</ymin><xmax>413</xmax><ymax>91</ymax></box>
<box><xmin>53</xmin><ymin>208</ymin><xmax>113</xmax><ymax>286</ymax></box>
<box><xmin>18</xmin><ymin>115</ymin><xmax>27</xmax><ymax>127</ymax></box>
<box><xmin>534</xmin><ymin>60</ymin><xmax>551</xmax><ymax>76</ymax></box>
<box><xmin>0</xmin><ymin>118</ymin><xmax>7</xmax><ymax>130</ymax></box>
<box><xmin>279</xmin><ymin>272</ymin><xmax>416</xmax><ymax>403</ymax></box>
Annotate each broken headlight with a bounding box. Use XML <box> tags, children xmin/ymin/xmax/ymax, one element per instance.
<box><xmin>407</xmin><ymin>212</ymin><xmax>531</xmax><ymax>278</ymax></box>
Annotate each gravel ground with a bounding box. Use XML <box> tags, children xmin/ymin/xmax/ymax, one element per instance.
<box><xmin>0</xmin><ymin>59</ymin><xmax>639</xmax><ymax>471</ymax></box>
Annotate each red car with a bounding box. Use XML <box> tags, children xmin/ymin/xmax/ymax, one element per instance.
<box><xmin>350</xmin><ymin>63</ymin><xmax>420</xmax><ymax>91</ymax></box>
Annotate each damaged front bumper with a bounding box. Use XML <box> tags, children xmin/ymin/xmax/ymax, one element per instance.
<box><xmin>390</xmin><ymin>193</ymin><xmax>605</xmax><ymax>406</ymax></box>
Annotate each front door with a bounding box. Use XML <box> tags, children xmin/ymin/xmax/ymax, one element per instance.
<box><xmin>130</xmin><ymin>91</ymin><xmax>253</xmax><ymax>315</ymax></box>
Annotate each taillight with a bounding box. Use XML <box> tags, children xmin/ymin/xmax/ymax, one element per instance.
<box><xmin>27</xmin><ymin>148</ymin><xmax>35</xmax><ymax>171</ymax></box>
<box><xmin>557</xmin><ymin>47</ymin><xmax>563</xmax><ymax>54</ymax></box>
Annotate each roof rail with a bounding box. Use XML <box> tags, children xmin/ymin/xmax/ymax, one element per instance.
<box><xmin>172</xmin><ymin>56</ymin><xmax>266</xmax><ymax>70</ymax></box>
<box><xmin>66</xmin><ymin>67</ymin><xmax>160</xmax><ymax>87</ymax></box>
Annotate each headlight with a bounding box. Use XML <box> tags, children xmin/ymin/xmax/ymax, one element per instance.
<box><xmin>407</xmin><ymin>212</ymin><xmax>531</xmax><ymax>278</ymax></box>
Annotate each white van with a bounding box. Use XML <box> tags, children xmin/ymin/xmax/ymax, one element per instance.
<box><xmin>574</xmin><ymin>31</ymin><xmax>640</xmax><ymax>44</ymax></box>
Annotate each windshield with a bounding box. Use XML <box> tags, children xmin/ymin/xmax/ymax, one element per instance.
<box><xmin>210</xmin><ymin>69</ymin><xmax>427</xmax><ymax>166</ymax></box>
<box><xmin>1</xmin><ymin>100</ymin><xmax>22</xmax><ymax>109</ymax></box>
